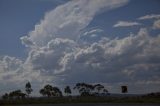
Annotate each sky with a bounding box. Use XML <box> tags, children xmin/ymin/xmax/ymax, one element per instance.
<box><xmin>0</xmin><ymin>0</ymin><xmax>160</xmax><ymax>96</ymax></box>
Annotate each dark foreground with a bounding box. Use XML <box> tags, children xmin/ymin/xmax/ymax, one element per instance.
<box><xmin>8</xmin><ymin>103</ymin><xmax>160</xmax><ymax>106</ymax></box>
<box><xmin>1</xmin><ymin>96</ymin><xmax>160</xmax><ymax>106</ymax></box>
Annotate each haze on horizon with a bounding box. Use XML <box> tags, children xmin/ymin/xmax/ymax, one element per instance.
<box><xmin>0</xmin><ymin>0</ymin><xmax>160</xmax><ymax>96</ymax></box>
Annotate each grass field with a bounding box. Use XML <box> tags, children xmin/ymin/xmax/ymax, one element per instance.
<box><xmin>0</xmin><ymin>96</ymin><xmax>160</xmax><ymax>105</ymax></box>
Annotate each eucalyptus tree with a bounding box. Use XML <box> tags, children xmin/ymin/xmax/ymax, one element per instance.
<box><xmin>74</xmin><ymin>83</ymin><xmax>94</xmax><ymax>96</ymax></box>
<box><xmin>2</xmin><ymin>93</ymin><xmax>9</xmax><ymax>100</ymax></box>
<box><xmin>9</xmin><ymin>90</ymin><xmax>26</xmax><ymax>99</ymax></box>
<box><xmin>25</xmin><ymin>82</ymin><xmax>33</xmax><ymax>97</ymax></box>
<box><xmin>64</xmin><ymin>86</ymin><xmax>72</xmax><ymax>96</ymax></box>
<box><xmin>94</xmin><ymin>84</ymin><xmax>105</xmax><ymax>94</ymax></box>
<box><xmin>39</xmin><ymin>84</ymin><xmax>62</xmax><ymax>97</ymax></box>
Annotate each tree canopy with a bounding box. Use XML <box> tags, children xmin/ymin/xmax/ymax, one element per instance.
<box><xmin>25</xmin><ymin>82</ymin><xmax>33</xmax><ymax>96</ymax></box>
<box><xmin>64</xmin><ymin>86</ymin><xmax>72</xmax><ymax>96</ymax></box>
<box><xmin>39</xmin><ymin>84</ymin><xmax>62</xmax><ymax>97</ymax></box>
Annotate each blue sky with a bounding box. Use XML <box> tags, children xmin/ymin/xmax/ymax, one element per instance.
<box><xmin>0</xmin><ymin>0</ymin><xmax>160</xmax><ymax>96</ymax></box>
<box><xmin>90</xmin><ymin>0</ymin><xmax>160</xmax><ymax>37</ymax></box>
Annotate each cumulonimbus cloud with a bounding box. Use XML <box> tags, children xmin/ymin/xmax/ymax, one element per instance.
<box><xmin>21</xmin><ymin>0</ymin><xmax>129</xmax><ymax>47</ymax></box>
<box><xmin>22</xmin><ymin>28</ymin><xmax>160</xmax><ymax>93</ymax></box>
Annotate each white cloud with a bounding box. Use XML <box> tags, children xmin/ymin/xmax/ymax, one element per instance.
<box><xmin>20</xmin><ymin>36</ymin><xmax>35</xmax><ymax>47</ymax></box>
<box><xmin>83</xmin><ymin>29</ymin><xmax>103</xmax><ymax>36</ymax></box>
<box><xmin>0</xmin><ymin>56</ymin><xmax>25</xmax><ymax>91</ymax></box>
<box><xmin>153</xmin><ymin>19</ymin><xmax>160</xmax><ymax>29</ymax></box>
<box><xmin>1</xmin><ymin>28</ymin><xmax>160</xmax><ymax>94</ymax></box>
<box><xmin>113</xmin><ymin>21</ymin><xmax>141</xmax><ymax>27</ymax></box>
<box><xmin>78</xmin><ymin>28</ymin><xmax>106</xmax><ymax>44</ymax></box>
<box><xmin>20</xmin><ymin>0</ymin><xmax>129</xmax><ymax>47</ymax></box>
<box><xmin>25</xmin><ymin>38</ymin><xmax>75</xmax><ymax>74</ymax></box>
<box><xmin>22</xmin><ymin>28</ymin><xmax>160</xmax><ymax>94</ymax></box>
<box><xmin>138</xmin><ymin>14</ymin><xmax>160</xmax><ymax>20</ymax></box>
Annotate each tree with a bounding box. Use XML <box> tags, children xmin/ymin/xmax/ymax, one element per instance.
<box><xmin>121</xmin><ymin>85</ymin><xmax>128</xmax><ymax>93</ymax></box>
<box><xmin>2</xmin><ymin>93</ymin><xmax>9</xmax><ymax>100</ymax></box>
<box><xmin>25</xmin><ymin>82</ymin><xmax>33</xmax><ymax>97</ymax></box>
<box><xmin>64</xmin><ymin>86</ymin><xmax>71</xmax><ymax>96</ymax></box>
<box><xmin>39</xmin><ymin>89</ymin><xmax>46</xmax><ymax>97</ymax></box>
<box><xmin>74</xmin><ymin>83</ymin><xmax>94</xmax><ymax>96</ymax></box>
<box><xmin>103</xmin><ymin>88</ymin><xmax>108</xmax><ymax>94</ymax></box>
<box><xmin>44</xmin><ymin>84</ymin><xmax>53</xmax><ymax>97</ymax></box>
<box><xmin>39</xmin><ymin>84</ymin><xmax>62</xmax><ymax>97</ymax></box>
<box><xmin>9</xmin><ymin>90</ymin><xmax>26</xmax><ymax>99</ymax></box>
<box><xmin>94</xmin><ymin>84</ymin><xmax>104</xmax><ymax>93</ymax></box>
<box><xmin>93</xmin><ymin>84</ymin><xmax>109</xmax><ymax>96</ymax></box>
<box><xmin>52</xmin><ymin>87</ymin><xmax>63</xmax><ymax>97</ymax></box>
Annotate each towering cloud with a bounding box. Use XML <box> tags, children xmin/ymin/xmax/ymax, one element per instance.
<box><xmin>22</xmin><ymin>27</ymin><xmax>160</xmax><ymax>93</ymax></box>
<box><xmin>20</xmin><ymin>0</ymin><xmax>130</xmax><ymax>84</ymax></box>
<box><xmin>21</xmin><ymin>0</ymin><xmax>129</xmax><ymax>47</ymax></box>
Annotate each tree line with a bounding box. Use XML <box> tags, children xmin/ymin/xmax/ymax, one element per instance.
<box><xmin>1</xmin><ymin>82</ymin><xmax>109</xmax><ymax>99</ymax></box>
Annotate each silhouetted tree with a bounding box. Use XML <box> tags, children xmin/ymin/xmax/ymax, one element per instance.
<box><xmin>94</xmin><ymin>84</ymin><xmax>104</xmax><ymax>94</ymax></box>
<box><xmin>64</xmin><ymin>86</ymin><xmax>71</xmax><ymax>96</ymax></box>
<box><xmin>39</xmin><ymin>89</ymin><xmax>46</xmax><ymax>97</ymax></box>
<box><xmin>9</xmin><ymin>90</ymin><xmax>26</xmax><ymax>99</ymax></box>
<box><xmin>2</xmin><ymin>93</ymin><xmax>9</xmax><ymax>100</ymax></box>
<box><xmin>74</xmin><ymin>83</ymin><xmax>94</xmax><ymax>96</ymax></box>
<box><xmin>103</xmin><ymin>88</ymin><xmax>108</xmax><ymax>94</ymax></box>
<box><xmin>39</xmin><ymin>84</ymin><xmax>62</xmax><ymax>97</ymax></box>
<box><xmin>25</xmin><ymin>82</ymin><xmax>33</xmax><ymax>97</ymax></box>
<box><xmin>121</xmin><ymin>85</ymin><xmax>128</xmax><ymax>93</ymax></box>
<box><xmin>44</xmin><ymin>84</ymin><xmax>53</xmax><ymax>97</ymax></box>
<box><xmin>52</xmin><ymin>87</ymin><xmax>63</xmax><ymax>97</ymax></box>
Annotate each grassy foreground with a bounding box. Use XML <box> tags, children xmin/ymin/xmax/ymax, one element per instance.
<box><xmin>0</xmin><ymin>96</ymin><xmax>160</xmax><ymax>105</ymax></box>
